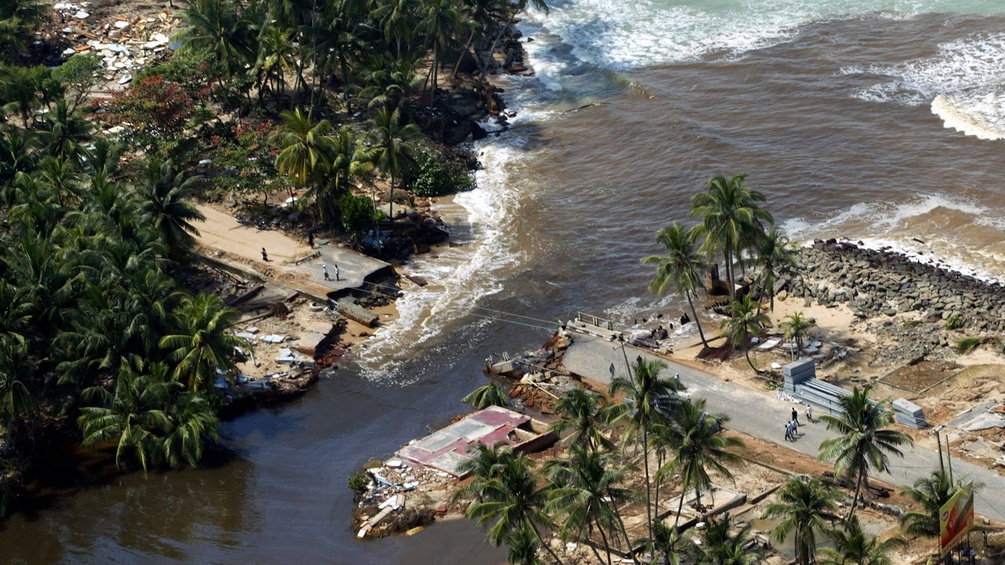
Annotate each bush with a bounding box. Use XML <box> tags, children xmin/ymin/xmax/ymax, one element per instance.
<box><xmin>945</xmin><ymin>314</ymin><xmax>964</xmax><ymax>330</ymax></box>
<box><xmin>339</xmin><ymin>193</ymin><xmax>380</xmax><ymax>235</ymax></box>
<box><xmin>955</xmin><ymin>337</ymin><xmax>981</xmax><ymax>354</ymax></box>
<box><xmin>348</xmin><ymin>470</ymin><xmax>371</xmax><ymax>494</ymax></box>
<box><xmin>411</xmin><ymin>157</ymin><xmax>475</xmax><ymax>197</ymax></box>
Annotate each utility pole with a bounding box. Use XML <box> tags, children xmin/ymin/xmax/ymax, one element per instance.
<box><xmin>933</xmin><ymin>424</ymin><xmax>946</xmax><ymax>477</ymax></box>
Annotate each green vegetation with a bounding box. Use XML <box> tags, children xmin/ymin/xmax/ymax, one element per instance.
<box><xmin>763</xmin><ymin>476</ymin><xmax>839</xmax><ymax>565</ymax></box>
<box><xmin>945</xmin><ymin>314</ymin><xmax>965</xmax><ymax>330</ymax></box>
<box><xmin>818</xmin><ymin>385</ymin><xmax>914</xmax><ymax>522</ymax></box>
<box><xmin>0</xmin><ymin>0</ymin><xmax>529</xmax><ymax>514</ymax></box>
<box><xmin>413</xmin><ymin>155</ymin><xmax>476</xmax><ymax>197</ymax></box>
<box><xmin>955</xmin><ymin>337</ymin><xmax>981</xmax><ymax>354</ymax></box>
<box><xmin>781</xmin><ymin>311</ymin><xmax>815</xmax><ymax>358</ymax></box>
<box><xmin>463</xmin><ymin>382</ymin><xmax>510</xmax><ymax>410</ymax></box>
<box><xmin>643</xmin><ymin>173</ymin><xmax>796</xmax><ymax>370</ymax></box>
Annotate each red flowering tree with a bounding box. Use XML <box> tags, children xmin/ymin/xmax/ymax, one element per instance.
<box><xmin>104</xmin><ymin>76</ymin><xmax>195</xmax><ymax>155</ymax></box>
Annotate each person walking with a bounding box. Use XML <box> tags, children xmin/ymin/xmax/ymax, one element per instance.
<box><xmin>334</xmin><ymin>264</ymin><xmax>340</xmax><ymax>281</ymax></box>
<box><xmin>784</xmin><ymin>420</ymin><xmax>793</xmax><ymax>442</ymax></box>
<box><xmin>307</xmin><ymin>232</ymin><xmax>314</xmax><ymax>248</ymax></box>
<box><xmin>261</xmin><ymin>248</ymin><xmax>268</xmax><ymax>262</ymax></box>
<box><xmin>805</xmin><ymin>405</ymin><xmax>814</xmax><ymax>423</ymax></box>
<box><xmin>323</xmin><ymin>264</ymin><xmax>329</xmax><ymax>281</ymax></box>
<box><xmin>791</xmin><ymin>407</ymin><xmax>800</xmax><ymax>427</ymax></box>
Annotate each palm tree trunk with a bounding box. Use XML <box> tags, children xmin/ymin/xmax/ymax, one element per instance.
<box><xmin>724</xmin><ymin>249</ymin><xmax>735</xmax><ymax>298</ymax></box>
<box><xmin>685</xmin><ymin>292</ymin><xmax>708</xmax><ymax>347</ymax></box>
<box><xmin>674</xmin><ymin>482</ymin><xmax>686</xmax><ymax>528</ymax></box>
<box><xmin>388</xmin><ymin>174</ymin><xmax>394</xmax><ymax>223</ymax></box>
<box><xmin>744</xmin><ymin>346</ymin><xmax>759</xmax><ymax>373</ymax></box>
<box><xmin>607</xmin><ymin>496</ymin><xmax>636</xmax><ymax>564</ymax></box>
<box><xmin>531</xmin><ymin>522</ymin><xmax>565</xmax><ymax>565</ymax></box>
<box><xmin>847</xmin><ymin>469</ymin><xmax>865</xmax><ymax>523</ymax></box>
<box><xmin>642</xmin><ymin>427</ymin><xmax>653</xmax><ymax>546</ymax></box>
<box><xmin>593</xmin><ymin>519</ymin><xmax>613</xmax><ymax>565</ymax></box>
<box><xmin>453</xmin><ymin>30</ymin><xmax>476</xmax><ymax>79</ymax></box>
<box><xmin>431</xmin><ymin>44</ymin><xmax>440</xmax><ymax>109</ymax></box>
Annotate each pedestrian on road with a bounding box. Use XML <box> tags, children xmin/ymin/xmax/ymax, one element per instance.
<box><xmin>323</xmin><ymin>264</ymin><xmax>329</xmax><ymax>281</ymax></box>
<box><xmin>307</xmin><ymin>232</ymin><xmax>314</xmax><ymax>248</ymax></box>
<box><xmin>335</xmin><ymin>264</ymin><xmax>340</xmax><ymax>281</ymax></box>
<box><xmin>261</xmin><ymin>247</ymin><xmax>268</xmax><ymax>262</ymax></box>
<box><xmin>806</xmin><ymin>405</ymin><xmax>814</xmax><ymax>423</ymax></box>
<box><xmin>784</xmin><ymin>420</ymin><xmax>794</xmax><ymax>442</ymax></box>
<box><xmin>791</xmin><ymin>407</ymin><xmax>799</xmax><ymax>427</ymax></box>
<box><xmin>674</xmin><ymin>372</ymin><xmax>681</xmax><ymax>382</ymax></box>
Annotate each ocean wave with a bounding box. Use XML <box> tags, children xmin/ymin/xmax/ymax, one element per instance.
<box><xmin>522</xmin><ymin>0</ymin><xmax>996</xmax><ymax>70</ymax></box>
<box><xmin>355</xmin><ymin>122</ymin><xmax>535</xmax><ymax>384</ymax></box>
<box><xmin>781</xmin><ymin>192</ymin><xmax>1005</xmax><ymax>284</ymax></box>
<box><xmin>849</xmin><ymin>31</ymin><xmax>1005</xmax><ymax>139</ymax></box>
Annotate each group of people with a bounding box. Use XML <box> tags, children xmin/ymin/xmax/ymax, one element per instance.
<box><xmin>784</xmin><ymin>405</ymin><xmax>814</xmax><ymax>442</ymax></box>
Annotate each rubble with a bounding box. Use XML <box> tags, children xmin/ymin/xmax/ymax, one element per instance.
<box><xmin>51</xmin><ymin>2</ymin><xmax>181</xmax><ymax>86</ymax></box>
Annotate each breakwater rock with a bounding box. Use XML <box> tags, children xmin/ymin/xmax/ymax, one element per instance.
<box><xmin>770</xmin><ymin>239</ymin><xmax>1005</xmax><ymax>364</ymax></box>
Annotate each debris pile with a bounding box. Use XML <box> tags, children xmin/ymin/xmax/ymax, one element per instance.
<box><xmin>52</xmin><ymin>2</ymin><xmax>180</xmax><ymax>85</ymax></box>
<box><xmin>354</xmin><ymin>458</ymin><xmax>456</xmax><ymax>539</ymax></box>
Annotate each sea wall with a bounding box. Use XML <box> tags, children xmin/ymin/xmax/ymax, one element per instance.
<box><xmin>770</xmin><ymin>239</ymin><xmax>1005</xmax><ymax>363</ymax></box>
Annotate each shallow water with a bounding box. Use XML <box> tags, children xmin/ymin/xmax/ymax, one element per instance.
<box><xmin>6</xmin><ymin>1</ymin><xmax>1005</xmax><ymax>563</ymax></box>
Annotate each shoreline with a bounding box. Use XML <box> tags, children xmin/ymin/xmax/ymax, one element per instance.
<box><xmin>348</xmin><ymin>235</ymin><xmax>1005</xmax><ymax>551</ymax></box>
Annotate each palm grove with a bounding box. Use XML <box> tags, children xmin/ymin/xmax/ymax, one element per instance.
<box><xmin>455</xmin><ymin>175</ymin><xmax>964</xmax><ymax>564</ymax></box>
<box><xmin>0</xmin><ymin>0</ymin><xmax>539</xmax><ymax>513</ymax></box>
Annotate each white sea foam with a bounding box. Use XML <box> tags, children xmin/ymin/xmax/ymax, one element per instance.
<box><xmin>781</xmin><ymin>192</ymin><xmax>1005</xmax><ymax>284</ymax></box>
<box><xmin>356</xmin><ymin>138</ymin><xmax>531</xmax><ymax>383</ymax></box>
<box><xmin>849</xmin><ymin>31</ymin><xmax>1005</xmax><ymax>139</ymax></box>
<box><xmin>523</xmin><ymin>0</ymin><xmax>993</xmax><ymax>70</ymax></box>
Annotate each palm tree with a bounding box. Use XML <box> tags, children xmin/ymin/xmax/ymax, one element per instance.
<box><xmin>173</xmin><ymin>0</ymin><xmax>256</xmax><ymax>89</ymax></box>
<box><xmin>465</xmin><ymin>447</ymin><xmax>565</xmax><ymax>564</ymax></box>
<box><xmin>78</xmin><ymin>358</ymin><xmax>177</xmax><ymax>471</ymax></box>
<box><xmin>505</xmin><ymin>524</ymin><xmax>543</xmax><ymax>565</ymax></box>
<box><xmin>0</xmin><ymin>0</ymin><xmax>49</xmax><ymax>61</ymax></box>
<box><xmin>0</xmin><ymin>335</ymin><xmax>38</xmax><ymax>447</ymax></box>
<box><xmin>136</xmin><ymin>157</ymin><xmax>206</xmax><ymax>260</ymax></box>
<box><xmin>159</xmin><ymin>293</ymin><xmax>246</xmax><ymax>392</ymax></box>
<box><xmin>781</xmin><ymin>311</ymin><xmax>815</xmax><ymax>359</ymax></box>
<box><xmin>550</xmin><ymin>387</ymin><xmax>615</xmax><ymax>452</ymax></box>
<box><xmin>691</xmin><ymin>174</ymin><xmax>773</xmax><ymax>299</ymax></box>
<box><xmin>688</xmin><ymin>513</ymin><xmax>759</xmax><ymax>565</ymax></box>
<box><xmin>657</xmin><ymin>398</ymin><xmax>742</xmax><ymax>526</ymax></box>
<box><xmin>763</xmin><ymin>476</ymin><xmax>839</xmax><ymax>565</ymax></box>
<box><xmin>545</xmin><ymin>444</ymin><xmax>638</xmax><ymax>565</ymax></box>
<box><xmin>36</xmin><ymin>99</ymin><xmax>92</xmax><ymax>162</ymax></box>
<box><xmin>162</xmin><ymin>390</ymin><xmax>220</xmax><ymax>468</ymax></box>
<box><xmin>416</xmin><ymin>0</ymin><xmax>470</xmax><ymax>108</ymax></box>
<box><xmin>253</xmin><ymin>23</ymin><xmax>298</xmax><ymax>106</ymax></box>
<box><xmin>720</xmin><ymin>294</ymin><xmax>770</xmax><ymax>373</ymax></box>
<box><xmin>818</xmin><ymin>385</ymin><xmax>914</xmax><ymax>523</ymax></box>
<box><xmin>363</xmin><ymin>106</ymin><xmax>422</xmax><ymax>222</ymax></box>
<box><xmin>371</xmin><ymin>0</ymin><xmax>418</xmax><ymax>59</ymax></box>
<box><xmin>818</xmin><ymin>515</ymin><xmax>906</xmax><ymax>565</ymax></box>
<box><xmin>270</xmin><ymin>108</ymin><xmax>337</xmax><ymax>199</ymax></box>
<box><xmin>463</xmin><ymin>382</ymin><xmax>510</xmax><ymax>409</ymax></box>
<box><xmin>608</xmin><ymin>356</ymin><xmax>683</xmax><ymax>545</ymax></box>
<box><xmin>651</xmin><ymin>519</ymin><xmax>683</xmax><ymax>565</ymax></box>
<box><xmin>642</xmin><ymin>221</ymin><xmax>711</xmax><ymax>348</ymax></box>
<box><xmin>898</xmin><ymin>469</ymin><xmax>959</xmax><ymax>538</ymax></box>
<box><xmin>752</xmin><ymin>224</ymin><xmax>797</xmax><ymax>311</ymax></box>
<box><xmin>358</xmin><ymin>53</ymin><xmax>420</xmax><ymax>114</ymax></box>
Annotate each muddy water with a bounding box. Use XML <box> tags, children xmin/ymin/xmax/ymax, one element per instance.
<box><xmin>6</xmin><ymin>4</ymin><xmax>1005</xmax><ymax>564</ymax></box>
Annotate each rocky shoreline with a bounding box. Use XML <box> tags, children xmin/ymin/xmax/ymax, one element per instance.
<box><xmin>776</xmin><ymin>239</ymin><xmax>1005</xmax><ymax>366</ymax></box>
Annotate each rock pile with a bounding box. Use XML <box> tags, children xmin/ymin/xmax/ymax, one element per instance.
<box><xmin>771</xmin><ymin>239</ymin><xmax>1005</xmax><ymax>364</ymax></box>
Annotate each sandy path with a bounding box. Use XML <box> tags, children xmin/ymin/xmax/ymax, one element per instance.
<box><xmin>194</xmin><ymin>204</ymin><xmax>309</xmax><ymax>264</ymax></box>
